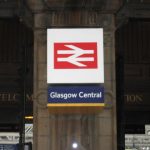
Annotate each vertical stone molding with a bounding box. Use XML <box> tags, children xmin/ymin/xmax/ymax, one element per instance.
<box><xmin>34</xmin><ymin>27</ymin><xmax>49</xmax><ymax>149</ymax></box>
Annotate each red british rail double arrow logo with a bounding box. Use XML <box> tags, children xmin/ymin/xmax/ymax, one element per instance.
<box><xmin>54</xmin><ymin>42</ymin><xmax>98</xmax><ymax>69</ymax></box>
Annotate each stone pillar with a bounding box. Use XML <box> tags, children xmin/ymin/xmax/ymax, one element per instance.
<box><xmin>32</xmin><ymin>4</ymin><xmax>117</xmax><ymax>150</ymax></box>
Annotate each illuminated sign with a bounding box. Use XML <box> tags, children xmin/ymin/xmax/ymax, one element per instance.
<box><xmin>47</xmin><ymin>28</ymin><xmax>104</xmax><ymax>84</ymax></box>
<box><xmin>54</xmin><ymin>42</ymin><xmax>97</xmax><ymax>69</ymax></box>
<box><xmin>47</xmin><ymin>86</ymin><xmax>104</xmax><ymax>107</ymax></box>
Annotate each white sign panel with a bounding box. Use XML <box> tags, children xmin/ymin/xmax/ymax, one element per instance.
<box><xmin>47</xmin><ymin>28</ymin><xmax>104</xmax><ymax>84</ymax></box>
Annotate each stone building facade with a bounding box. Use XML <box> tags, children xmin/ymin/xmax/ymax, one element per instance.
<box><xmin>1</xmin><ymin>0</ymin><xmax>150</xmax><ymax>149</ymax></box>
<box><xmin>26</xmin><ymin>0</ymin><xmax>123</xmax><ymax>150</ymax></box>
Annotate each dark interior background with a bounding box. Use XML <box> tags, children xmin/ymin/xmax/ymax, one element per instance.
<box><xmin>116</xmin><ymin>18</ymin><xmax>150</xmax><ymax>134</ymax></box>
<box><xmin>0</xmin><ymin>17</ymin><xmax>33</xmax><ymax>131</ymax></box>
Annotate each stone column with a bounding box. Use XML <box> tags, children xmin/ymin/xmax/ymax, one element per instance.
<box><xmin>31</xmin><ymin>2</ymin><xmax>118</xmax><ymax>149</ymax></box>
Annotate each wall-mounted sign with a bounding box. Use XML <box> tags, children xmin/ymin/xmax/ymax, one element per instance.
<box><xmin>47</xmin><ymin>86</ymin><xmax>104</xmax><ymax>107</ymax></box>
<box><xmin>47</xmin><ymin>28</ymin><xmax>104</xmax><ymax>84</ymax></box>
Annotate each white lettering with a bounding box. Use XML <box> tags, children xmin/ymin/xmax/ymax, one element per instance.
<box><xmin>50</xmin><ymin>92</ymin><xmax>77</xmax><ymax>100</ymax></box>
<box><xmin>57</xmin><ymin>44</ymin><xmax>94</xmax><ymax>67</ymax></box>
<box><xmin>49</xmin><ymin>92</ymin><xmax>102</xmax><ymax>100</ymax></box>
<box><xmin>79</xmin><ymin>92</ymin><xmax>102</xmax><ymax>98</ymax></box>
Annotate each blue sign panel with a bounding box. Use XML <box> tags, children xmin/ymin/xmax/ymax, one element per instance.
<box><xmin>48</xmin><ymin>86</ymin><xmax>104</xmax><ymax>104</ymax></box>
<box><xmin>0</xmin><ymin>144</ymin><xmax>18</xmax><ymax>150</ymax></box>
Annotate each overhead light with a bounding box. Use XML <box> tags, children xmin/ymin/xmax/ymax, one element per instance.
<box><xmin>25</xmin><ymin>116</ymin><xmax>33</xmax><ymax>120</ymax></box>
<box><xmin>147</xmin><ymin>130</ymin><xmax>150</xmax><ymax>135</ymax></box>
<box><xmin>72</xmin><ymin>142</ymin><xmax>78</xmax><ymax>149</ymax></box>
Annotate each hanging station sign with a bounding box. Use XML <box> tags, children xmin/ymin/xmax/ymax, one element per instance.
<box><xmin>47</xmin><ymin>86</ymin><xmax>104</xmax><ymax>106</ymax></box>
<box><xmin>47</xmin><ymin>28</ymin><xmax>104</xmax><ymax>113</ymax></box>
<box><xmin>47</xmin><ymin>28</ymin><xmax>104</xmax><ymax>84</ymax></box>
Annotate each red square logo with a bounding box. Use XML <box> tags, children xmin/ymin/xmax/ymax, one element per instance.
<box><xmin>54</xmin><ymin>42</ymin><xmax>97</xmax><ymax>69</ymax></box>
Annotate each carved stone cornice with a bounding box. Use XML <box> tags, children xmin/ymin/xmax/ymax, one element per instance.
<box><xmin>0</xmin><ymin>0</ymin><xmax>18</xmax><ymax>17</ymax></box>
<box><xmin>26</xmin><ymin>0</ymin><xmax>45</xmax><ymax>13</ymax></box>
<box><xmin>0</xmin><ymin>0</ymin><xmax>33</xmax><ymax>28</ymax></box>
<box><xmin>27</xmin><ymin>0</ymin><xmax>123</xmax><ymax>13</ymax></box>
<box><xmin>116</xmin><ymin>0</ymin><xmax>150</xmax><ymax>27</ymax></box>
